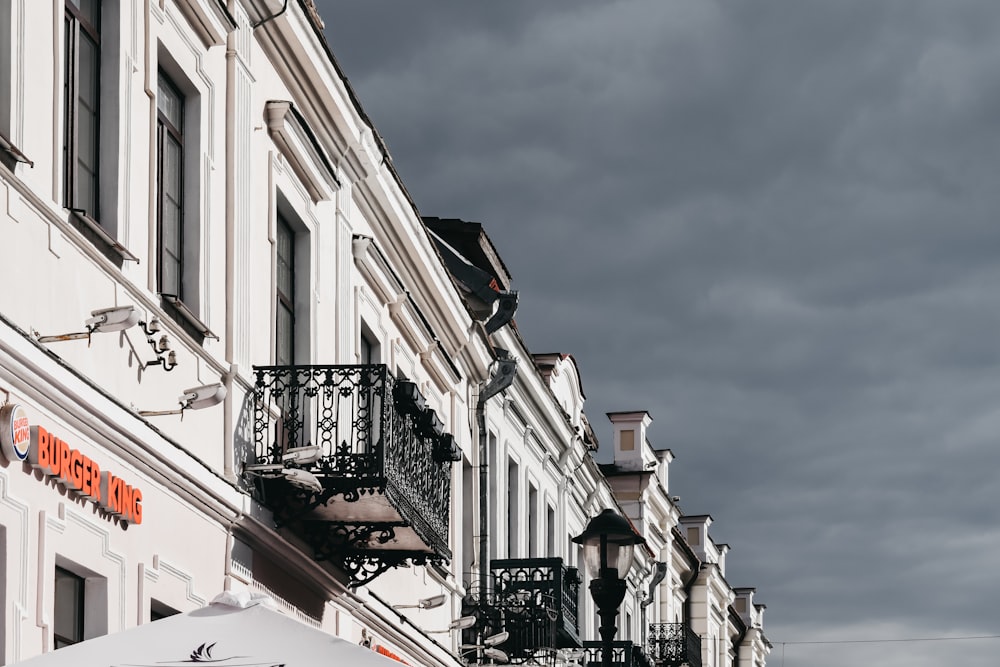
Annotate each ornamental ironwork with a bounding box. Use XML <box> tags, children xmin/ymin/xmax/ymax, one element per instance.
<box><xmin>647</xmin><ymin>623</ymin><xmax>702</xmax><ymax>667</ymax></box>
<box><xmin>582</xmin><ymin>641</ymin><xmax>654</xmax><ymax>667</ymax></box>
<box><xmin>461</xmin><ymin>558</ymin><xmax>582</xmax><ymax>664</ymax></box>
<box><xmin>246</xmin><ymin>365</ymin><xmax>460</xmax><ymax>586</ymax></box>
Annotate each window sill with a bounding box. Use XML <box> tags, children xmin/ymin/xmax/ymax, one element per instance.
<box><xmin>160</xmin><ymin>294</ymin><xmax>218</xmax><ymax>344</ymax></box>
<box><xmin>0</xmin><ymin>130</ymin><xmax>33</xmax><ymax>168</ymax></box>
<box><xmin>67</xmin><ymin>208</ymin><xmax>139</xmax><ymax>264</ymax></box>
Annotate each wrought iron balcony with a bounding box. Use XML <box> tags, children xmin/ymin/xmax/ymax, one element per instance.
<box><xmin>458</xmin><ymin>558</ymin><xmax>581</xmax><ymax>663</ymax></box>
<box><xmin>647</xmin><ymin>623</ymin><xmax>702</xmax><ymax>667</ymax></box>
<box><xmin>247</xmin><ymin>365</ymin><xmax>460</xmax><ymax>586</ymax></box>
<box><xmin>581</xmin><ymin>641</ymin><xmax>654</xmax><ymax>667</ymax></box>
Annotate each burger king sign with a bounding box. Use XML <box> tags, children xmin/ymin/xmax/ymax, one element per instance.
<box><xmin>0</xmin><ymin>403</ymin><xmax>31</xmax><ymax>462</ymax></box>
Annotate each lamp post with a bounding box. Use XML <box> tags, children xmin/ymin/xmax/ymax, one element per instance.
<box><xmin>573</xmin><ymin>509</ymin><xmax>646</xmax><ymax>667</ymax></box>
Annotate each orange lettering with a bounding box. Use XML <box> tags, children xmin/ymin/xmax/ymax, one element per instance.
<box><xmin>80</xmin><ymin>456</ymin><xmax>91</xmax><ymax>497</ymax></box>
<box><xmin>28</xmin><ymin>427</ymin><xmax>142</xmax><ymax>525</ymax></box>
<box><xmin>68</xmin><ymin>449</ymin><xmax>83</xmax><ymax>490</ymax></box>
<box><xmin>31</xmin><ymin>426</ymin><xmax>53</xmax><ymax>473</ymax></box>
<box><xmin>57</xmin><ymin>438</ymin><xmax>70</xmax><ymax>480</ymax></box>
<box><xmin>131</xmin><ymin>488</ymin><xmax>142</xmax><ymax>525</ymax></box>
<box><xmin>89</xmin><ymin>459</ymin><xmax>101</xmax><ymax>502</ymax></box>
<box><xmin>101</xmin><ymin>472</ymin><xmax>119</xmax><ymax>515</ymax></box>
<box><xmin>111</xmin><ymin>475</ymin><xmax>121</xmax><ymax>514</ymax></box>
<box><xmin>120</xmin><ymin>483</ymin><xmax>132</xmax><ymax>520</ymax></box>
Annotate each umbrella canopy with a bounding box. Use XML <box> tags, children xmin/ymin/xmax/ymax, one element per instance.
<box><xmin>13</xmin><ymin>591</ymin><xmax>408</xmax><ymax>667</ymax></box>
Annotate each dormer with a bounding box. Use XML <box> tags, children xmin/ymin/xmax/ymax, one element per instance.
<box><xmin>679</xmin><ymin>514</ymin><xmax>713</xmax><ymax>562</ymax></box>
<box><xmin>607</xmin><ymin>411</ymin><xmax>657</xmax><ymax>472</ymax></box>
<box><xmin>717</xmin><ymin>543</ymin><xmax>730</xmax><ymax>577</ymax></box>
<box><xmin>733</xmin><ymin>588</ymin><xmax>758</xmax><ymax>628</ymax></box>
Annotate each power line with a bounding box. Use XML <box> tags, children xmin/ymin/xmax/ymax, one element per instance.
<box><xmin>777</xmin><ymin>635</ymin><xmax>1000</xmax><ymax>646</ymax></box>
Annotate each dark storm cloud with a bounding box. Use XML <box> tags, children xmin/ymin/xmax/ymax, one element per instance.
<box><xmin>318</xmin><ymin>1</ymin><xmax>1000</xmax><ymax>663</ymax></box>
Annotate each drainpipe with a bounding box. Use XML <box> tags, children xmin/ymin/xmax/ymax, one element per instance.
<box><xmin>556</xmin><ymin>439</ymin><xmax>580</xmax><ymax>563</ymax></box>
<box><xmin>143</xmin><ymin>0</ymin><xmax>155</xmax><ymax>290</ymax></box>
<box><xmin>683</xmin><ymin>565</ymin><xmax>700</xmax><ymax>624</ymax></box>
<box><xmin>682</xmin><ymin>564</ymin><xmax>703</xmax><ymax>665</ymax></box>
<box><xmin>223</xmin><ymin>0</ymin><xmax>238</xmax><ymax>480</ymax></box>
<box><xmin>640</xmin><ymin>562</ymin><xmax>667</xmax><ymax>646</ymax></box>
<box><xmin>475</xmin><ymin>348</ymin><xmax>516</xmax><ymax>603</ymax></box>
<box><xmin>731</xmin><ymin>609</ymin><xmax>753</xmax><ymax>667</ymax></box>
<box><xmin>252</xmin><ymin>0</ymin><xmax>289</xmax><ymax>28</ymax></box>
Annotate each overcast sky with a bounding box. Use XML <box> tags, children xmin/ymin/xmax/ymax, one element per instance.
<box><xmin>315</xmin><ymin>2</ymin><xmax>1000</xmax><ymax>664</ymax></box>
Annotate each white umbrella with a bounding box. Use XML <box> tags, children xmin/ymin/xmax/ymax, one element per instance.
<box><xmin>13</xmin><ymin>591</ymin><xmax>409</xmax><ymax>667</ymax></box>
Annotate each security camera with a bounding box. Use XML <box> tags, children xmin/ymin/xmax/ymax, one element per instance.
<box><xmin>180</xmin><ymin>383</ymin><xmax>227</xmax><ymax>410</ymax></box>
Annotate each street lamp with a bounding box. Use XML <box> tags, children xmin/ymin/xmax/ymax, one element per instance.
<box><xmin>572</xmin><ymin>509</ymin><xmax>646</xmax><ymax>667</ymax></box>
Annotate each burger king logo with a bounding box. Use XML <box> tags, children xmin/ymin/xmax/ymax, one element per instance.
<box><xmin>0</xmin><ymin>404</ymin><xmax>30</xmax><ymax>462</ymax></box>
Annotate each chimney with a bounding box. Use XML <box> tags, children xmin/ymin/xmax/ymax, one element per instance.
<box><xmin>607</xmin><ymin>411</ymin><xmax>656</xmax><ymax>472</ymax></box>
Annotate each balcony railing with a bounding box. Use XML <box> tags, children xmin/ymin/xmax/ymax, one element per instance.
<box><xmin>248</xmin><ymin>365</ymin><xmax>459</xmax><ymax>585</ymax></box>
<box><xmin>582</xmin><ymin>641</ymin><xmax>654</xmax><ymax>667</ymax></box>
<box><xmin>489</xmin><ymin>558</ymin><xmax>582</xmax><ymax>662</ymax></box>
<box><xmin>647</xmin><ymin>623</ymin><xmax>702</xmax><ymax>667</ymax></box>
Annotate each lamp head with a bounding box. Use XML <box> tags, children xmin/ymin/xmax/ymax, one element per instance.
<box><xmin>484</xmin><ymin>647</ymin><xmax>509</xmax><ymax>663</ymax></box>
<box><xmin>86</xmin><ymin>306</ymin><xmax>140</xmax><ymax>333</ymax></box>
<box><xmin>448</xmin><ymin>616</ymin><xmax>477</xmax><ymax>630</ymax></box>
<box><xmin>281</xmin><ymin>468</ymin><xmax>322</xmax><ymax>494</ymax></box>
<box><xmin>419</xmin><ymin>594</ymin><xmax>447</xmax><ymax>610</ymax></box>
<box><xmin>572</xmin><ymin>509</ymin><xmax>645</xmax><ymax>578</ymax></box>
<box><xmin>484</xmin><ymin>631</ymin><xmax>509</xmax><ymax>647</ymax></box>
<box><xmin>181</xmin><ymin>383</ymin><xmax>227</xmax><ymax>410</ymax></box>
<box><xmin>281</xmin><ymin>445</ymin><xmax>323</xmax><ymax>465</ymax></box>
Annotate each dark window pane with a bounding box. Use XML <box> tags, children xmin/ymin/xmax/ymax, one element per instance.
<box><xmin>63</xmin><ymin>15</ymin><xmax>73</xmax><ymax>205</ymax></box>
<box><xmin>360</xmin><ymin>334</ymin><xmax>373</xmax><ymax>365</ymax></box>
<box><xmin>64</xmin><ymin>3</ymin><xmax>101</xmax><ymax>218</ymax></box>
<box><xmin>162</xmin><ymin>207</ymin><xmax>181</xmax><ymax>255</ymax></box>
<box><xmin>78</xmin><ymin>0</ymin><xmax>99</xmax><ymax>28</ymax></box>
<box><xmin>78</xmin><ymin>35</ymin><xmax>98</xmax><ymax>106</ymax></box>
<box><xmin>276</xmin><ymin>304</ymin><xmax>294</xmax><ymax>366</ymax></box>
<box><xmin>275</xmin><ymin>215</ymin><xmax>295</xmax><ymax>364</ymax></box>
<box><xmin>157</xmin><ymin>73</ymin><xmax>186</xmax><ymax>302</ymax></box>
<box><xmin>163</xmin><ymin>139</ymin><xmax>181</xmax><ymax>193</ymax></box>
<box><xmin>157</xmin><ymin>78</ymin><xmax>183</xmax><ymax>130</ymax></box>
<box><xmin>54</xmin><ymin>567</ymin><xmax>84</xmax><ymax>649</ymax></box>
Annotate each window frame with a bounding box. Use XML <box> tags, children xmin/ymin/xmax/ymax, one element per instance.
<box><xmin>275</xmin><ymin>211</ymin><xmax>296</xmax><ymax>366</ymax></box>
<box><xmin>63</xmin><ymin>0</ymin><xmax>102</xmax><ymax>219</ymax></box>
<box><xmin>156</xmin><ymin>70</ymin><xmax>186</xmax><ymax>302</ymax></box>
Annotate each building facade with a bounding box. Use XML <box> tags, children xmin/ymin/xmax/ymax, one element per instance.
<box><xmin>0</xmin><ymin>1</ymin><xmax>768</xmax><ymax>666</ymax></box>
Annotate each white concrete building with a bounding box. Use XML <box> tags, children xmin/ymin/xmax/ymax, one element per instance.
<box><xmin>0</xmin><ymin>2</ymin><xmax>768</xmax><ymax>666</ymax></box>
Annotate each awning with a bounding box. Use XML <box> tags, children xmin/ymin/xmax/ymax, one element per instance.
<box><xmin>13</xmin><ymin>591</ymin><xmax>406</xmax><ymax>667</ymax></box>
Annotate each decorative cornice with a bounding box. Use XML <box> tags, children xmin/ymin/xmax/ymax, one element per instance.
<box><xmin>172</xmin><ymin>0</ymin><xmax>237</xmax><ymax>48</ymax></box>
<box><xmin>265</xmin><ymin>100</ymin><xmax>340</xmax><ymax>202</ymax></box>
